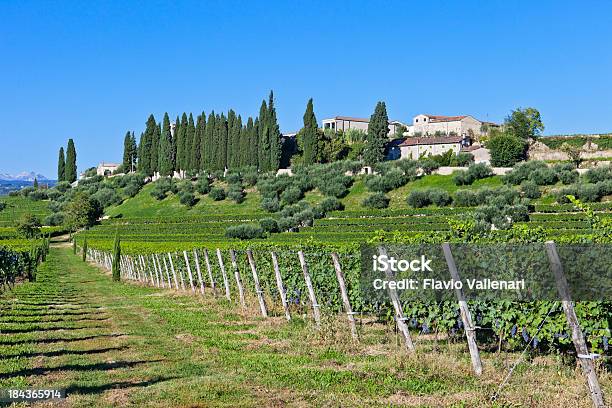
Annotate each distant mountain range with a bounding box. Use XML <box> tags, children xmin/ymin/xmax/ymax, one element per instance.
<box><xmin>0</xmin><ymin>172</ymin><xmax>52</xmax><ymax>182</ymax></box>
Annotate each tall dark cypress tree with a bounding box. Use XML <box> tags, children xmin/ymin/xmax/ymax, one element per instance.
<box><xmin>252</xmin><ymin>117</ymin><xmax>260</xmax><ymax>167</ymax></box>
<box><xmin>65</xmin><ymin>139</ymin><xmax>77</xmax><ymax>183</ymax></box>
<box><xmin>202</xmin><ymin>112</ymin><xmax>215</xmax><ymax>171</ymax></box>
<box><xmin>267</xmin><ymin>91</ymin><xmax>282</xmax><ymax>171</ymax></box>
<box><xmin>172</xmin><ymin>116</ymin><xmax>180</xmax><ymax>172</ymax></box>
<box><xmin>150</xmin><ymin>123</ymin><xmax>161</xmax><ymax>173</ymax></box>
<box><xmin>216</xmin><ymin>113</ymin><xmax>228</xmax><ymax>170</ymax></box>
<box><xmin>257</xmin><ymin>100</ymin><xmax>269</xmax><ymax>170</ymax></box>
<box><xmin>302</xmin><ymin>98</ymin><xmax>318</xmax><ymax>165</ymax></box>
<box><xmin>364</xmin><ymin>101</ymin><xmax>389</xmax><ymax>166</ymax></box>
<box><xmin>176</xmin><ymin>113</ymin><xmax>188</xmax><ymax>171</ymax></box>
<box><xmin>122</xmin><ymin>131</ymin><xmax>133</xmax><ymax>171</ymax></box>
<box><xmin>158</xmin><ymin>113</ymin><xmax>174</xmax><ymax>176</ymax></box>
<box><xmin>139</xmin><ymin>114</ymin><xmax>157</xmax><ymax>176</ymax></box>
<box><xmin>226</xmin><ymin>110</ymin><xmax>237</xmax><ymax>168</ymax></box>
<box><xmin>232</xmin><ymin>114</ymin><xmax>243</xmax><ymax>167</ymax></box>
<box><xmin>192</xmin><ymin>112</ymin><xmax>205</xmax><ymax>172</ymax></box>
<box><xmin>57</xmin><ymin>147</ymin><xmax>65</xmax><ymax>181</ymax></box>
<box><xmin>186</xmin><ymin>113</ymin><xmax>196</xmax><ymax>172</ymax></box>
<box><xmin>129</xmin><ymin>132</ymin><xmax>138</xmax><ymax>172</ymax></box>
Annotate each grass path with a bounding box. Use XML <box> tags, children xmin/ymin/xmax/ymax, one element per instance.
<box><xmin>0</xmin><ymin>247</ymin><xmax>606</xmax><ymax>407</ymax></box>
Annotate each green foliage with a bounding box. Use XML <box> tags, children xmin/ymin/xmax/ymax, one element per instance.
<box><xmin>453</xmin><ymin>163</ymin><xmax>493</xmax><ymax>186</ymax></box>
<box><xmin>520</xmin><ymin>181</ymin><xmax>541</xmax><ymax>199</ymax></box>
<box><xmin>82</xmin><ymin>238</ymin><xmax>87</xmax><ymax>261</ymax></box>
<box><xmin>209</xmin><ymin>187</ymin><xmax>226</xmax><ymax>201</ymax></box>
<box><xmin>16</xmin><ymin>214</ymin><xmax>41</xmax><ymax>238</ymax></box>
<box><xmin>261</xmin><ymin>197</ymin><xmax>280</xmax><ymax>213</ymax></box>
<box><xmin>225</xmin><ymin>224</ymin><xmax>264</xmax><ymax>240</ymax></box>
<box><xmin>112</xmin><ymin>234</ymin><xmax>121</xmax><ymax>281</ymax></box>
<box><xmin>406</xmin><ymin>188</ymin><xmax>451</xmax><ymax>208</ymax></box>
<box><xmin>363</xmin><ymin>101</ymin><xmax>389</xmax><ymax>165</ymax></box>
<box><xmin>487</xmin><ymin>134</ymin><xmax>527</xmax><ymax>167</ymax></box>
<box><xmin>301</xmin><ymin>98</ymin><xmax>319</xmax><ymax>165</ymax></box>
<box><xmin>227</xmin><ymin>186</ymin><xmax>245</xmax><ymax>204</ymax></box>
<box><xmin>57</xmin><ymin>147</ymin><xmax>65</xmax><ymax>182</ymax></box>
<box><xmin>123</xmin><ymin>131</ymin><xmax>138</xmax><ymax>173</ymax></box>
<box><xmin>585</xmin><ymin>166</ymin><xmax>612</xmax><ymax>184</ymax></box>
<box><xmin>259</xmin><ymin>218</ymin><xmax>279</xmax><ymax>233</ymax></box>
<box><xmin>362</xmin><ymin>193</ymin><xmax>390</xmax><ymax>209</ymax></box>
<box><xmin>418</xmin><ymin>158</ymin><xmax>440</xmax><ymax>175</ymax></box>
<box><xmin>504</xmin><ymin>107</ymin><xmax>544</xmax><ymax>139</ymax></box>
<box><xmin>65</xmin><ymin>139</ymin><xmax>77</xmax><ymax>183</ymax></box>
<box><xmin>64</xmin><ymin>192</ymin><xmax>103</xmax><ymax>231</ymax></box>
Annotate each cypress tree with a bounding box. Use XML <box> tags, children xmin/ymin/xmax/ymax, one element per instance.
<box><xmin>57</xmin><ymin>147</ymin><xmax>65</xmax><ymax>181</ymax></box>
<box><xmin>202</xmin><ymin>112</ymin><xmax>216</xmax><ymax>171</ymax></box>
<box><xmin>111</xmin><ymin>234</ymin><xmax>121</xmax><ymax>281</ymax></box>
<box><xmin>172</xmin><ymin>116</ymin><xmax>180</xmax><ymax>172</ymax></box>
<box><xmin>33</xmin><ymin>177</ymin><xmax>38</xmax><ymax>189</ymax></box>
<box><xmin>257</xmin><ymin>100</ymin><xmax>269</xmax><ymax>170</ymax></box>
<box><xmin>176</xmin><ymin>113</ymin><xmax>188</xmax><ymax>171</ymax></box>
<box><xmin>364</xmin><ymin>101</ymin><xmax>389</xmax><ymax>166</ymax></box>
<box><xmin>302</xmin><ymin>98</ymin><xmax>318</xmax><ymax>165</ymax></box>
<box><xmin>158</xmin><ymin>113</ymin><xmax>174</xmax><ymax>176</ymax></box>
<box><xmin>252</xmin><ymin>117</ymin><xmax>260</xmax><ymax>167</ymax></box>
<box><xmin>129</xmin><ymin>132</ymin><xmax>138</xmax><ymax>172</ymax></box>
<box><xmin>226</xmin><ymin>110</ymin><xmax>237</xmax><ymax>168</ymax></box>
<box><xmin>186</xmin><ymin>113</ymin><xmax>196</xmax><ymax>171</ymax></box>
<box><xmin>267</xmin><ymin>91</ymin><xmax>282</xmax><ymax>171</ymax></box>
<box><xmin>150</xmin><ymin>123</ymin><xmax>161</xmax><ymax>173</ymax></box>
<box><xmin>122</xmin><ymin>131</ymin><xmax>133</xmax><ymax>171</ymax></box>
<box><xmin>216</xmin><ymin>113</ymin><xmax>228</xmax><ymax>170</ymax></box>
<box><xmin>65</xmin><ymin>139</ymin><xmax>77</xmax><ymax>183</ymax></box>
<box><xmin>139</xmin><ymin>115</ymin><xmax>157</xmax><ymax>176</ymax></box>
<box><xmin>192</xmin><ymin>112</ymin><xmax>205</xmax><ymax>172</ymax></box>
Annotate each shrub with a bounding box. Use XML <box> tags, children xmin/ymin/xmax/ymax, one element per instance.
<box><xmin>92</xmin><ymin>187</ymin><xmax>122</xmax><ymax>208</ymax></box>
<box><xmin>242</xmin><ymin>168</ymin><xmax>258</xmax><ymax>186</ymax></box>
<box><xmin>209</xmin><ymin>187</ymin><xmax>226</xmax><ymax>201</ymax></box>
<box><xmin>196</xmin><ymin>178</ymin><xmax>211</xmax><ymax>194</ymax></box>
<box><xmin>428</xmin><ymin>188</ymin><xmax>452</xmax><ymax>206</ymax></box>
<box><xmin>418</xmin><ymin>159</ymin><xmax>440</xmax><ymax>175</ymax></box>
<box><xmin>46</xmin><ymin>190</ymin><xmax>62</xmax><ymax>201</ymax></box>
<box><xmin>503</xmin><ymin>161</ymin><xmax>548</xmax><ymax>185</ymax></box>
<box><xmin>225</xmin><ymin>224</ymin><xmax>264</xmax><ymax>240</ymax></box>
<box><xmin>20</xmin><ymin>186</ymin><xmax>35</xmax><ymax>197</ymax></box>
<box><xmin>150</xmin><ymin>178</ymin><xmax>177</xmax><ymax>200</ymax></box>
<box><xmin>226</xmin><ymin>173</ymin><xmax>242</xmax><ymax>185</ymax></box>
<box><xmin>558</xmin><ymin>170</ymin><xmax>578</xmax><ymax>185</ymax></box>
<box><xmin>451</xmin><ymin>152</ymin><xmax>474</xmax><ymax>167</ymax></box>
<box><xmin>585</xmin><ymin>166</ymin><xmax>612</xmax><ymax>184</ymax></box>
<box><xmin>16</xmin><ymin>214</ymin><xmax>41</xmax><ymax>238</ymax></box>
<box><xmin>43</xmin><ymin>212</ymin><xmax>64</xmax><ymax>226</ymax></box>
<box><xmin>29</xmin><ymin>190</ymin><xmax>48</xmax><ymax>201</ymax></box>
<box><xmin>319</xmin><ymin>197</ymin><xmax>344</xmax><ymax>213</ymax></box>
<box><xmin>227</xmin><ymin>187</ymin><xmax>245</xmax><ymax>204</ymax></box>
<box><xmin>364</xmin><ymin>176</ymin><xmax>387</xmax><ymax>192</ymax></box>
<box><xmin>319</xmin><ymin>182</ymin><xmax>348</xmax><ymax>198</ymax></box>
<box><xmin>124</xmin><ymin>182</ymin><xmax>142</xmax><ymax>198</ymax></box>
<box><xmin>520</xmin><ymin>181</ymin><xmax>541</xmax><ymax>199</ymax></box>
<box><xmin>407</xmin><ymin>190</ymin><xmax>432</xmax><ymax>208</ymax></box>
<box><xmin>487</xmin><ymin>134</ymin><xmax>527</xmax><ymax>167</ymax></box>
<box><xmin>261</xmin><ymin>197</ymin><xmax>280</xmax><ymax>212</ymax></box>
<box><xmin>259</xmin><ymin>218</ymin><xmax>279</xmax><ymax>233</ymax></box>
<box><xmin>454</xmin><ymin>163</ymin><xmax>493</xmax><ymax>186</ymax></box>
<box><xmin>277</xmin><ymin>216</ymin><xmax>298</xmax><ymax>232</ymax></box>
<box><xmin>178</xmin><ymin>180</ymin><xmax>195</xmax><ymax>193</ymax></box>
<box><xmin>281</xmin><ymin>186</ymin><xmax>303</xmax><ymax>205</ymax></box>
<box><xmin>55</xmin><ymin>181</ymin><xmax>72</xmax><ymax>193</ymax></box>
<box><xmin>178</xmin><ymin>191</ymin><xmax>197</xmax><ymax>207</ymax></box>
<box><xmin>528</xmin><ymin>168</ymin><xmax>558</xmax><ymax>186</ymax></box>
<box><xmin>453</xmin><ymin>190</ymin><xmax>480</xmax><ymax>207</ymax></box>
<box><xmin>362</xmin><ymin>193</ymin><xmax>390</xmax><ymax>209</ymax></box>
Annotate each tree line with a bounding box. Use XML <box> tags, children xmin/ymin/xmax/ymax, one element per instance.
<box><xmin>125</xmin><ymin>91</ymin><xmax>282</xmax><ymax>176</ymax></box>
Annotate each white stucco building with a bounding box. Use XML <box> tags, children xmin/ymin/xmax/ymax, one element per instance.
<box><xmin>96</xmin><ymin>162</ymin><xmax>120</xmax><ymax>176</ymax></box>
<box><xmin>322</xmin><ymin>116</ymin><xmax>406</xmax><ymax>137</ymax></box>
<box><xmin>405</xmin><ymin>114</ymin><xmax>496</xmax><ymax>137</ymax></box>
<box><xmin>399</xmin><ymin>135</ymin><xmax>474</xmax><ymax>159</ymax></box>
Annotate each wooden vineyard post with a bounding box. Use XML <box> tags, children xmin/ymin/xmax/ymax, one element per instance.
<box><xmin>216</xmin><ymin>249</ymin><xmax>231</xmax><ymax>301</ymax></box>
<box><xmin>203</xmin><ymin>249</ymin><xmax>217</xmax><ymax>297</ymax></box>
<box><xmin>331</xmin><ymin>253</ymin><xmax>358</xmax><ymax>341</ymax></box>
<box><xmin>545</xmin><ymin>241</ymin><xmax>605</xmax><ymax>408</ymax></box>
<box><xmin>271</xmin><ymin>251</ymin><xmax>291</xmax><ymax>321</ymax></box>
<box><xmin>183</xmin><ymin>251</ymin><xmax>196</xmax><ymax>293</ymax></box>
<box><xmin>162</xmin><ymin>255</ymin><xmax>172</xmax><ymax>288</ymax></box>
<box><xmin>176</xmin><ymin>252</ymin><xmax>185</xmax><ymax>291</ymax></box>
<box><xmin>168</xmin><ymin>253</ymin><xmax>179</xmax><ymax>290</ymax></box>
<box><xmin>154</xmin><ymin>254</ymin><xmax>164</xmax><ymax>288</ymax></box>
<box><xmin>193</xmin><ymin>249</ymin><xmax>205</xmax><ymax>295</ymax></box>
<box><xmin>151</xmin><ymin>255</ymin><xmax>160</xmax><ymax>288</ymax></box>
<box><xmin>378</xmin><ymin>246</ymin><xmax>415</xmax><ymax>352</ymax></box>
<box><xmin>442</xmin><ymin>243</ymin><xmax>483</xmax><ymax>376</ymax></box>
<box><xmin>246</xmin><ymin>250</ymin><xmax>268</xmax><ymax>317</ymax></box>
<box><xmin>229</xmin><ymin>250</ymin><xmax>246</xmax><ymax>308</ymax></box>
<box><xmin>158</xmin><ymin>254</ymin><xmax>171</xmax><ymax>288</ymax></box>
<box><xmin>298</xmin><ymin>251</ymin><xmax>321</xmax><ymax>327</ymax></box>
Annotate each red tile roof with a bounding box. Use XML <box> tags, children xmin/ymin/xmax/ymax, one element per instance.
<box><xmin>399</xmin><ymin>135</ymin><xmax>464</xmax><ymax>146</ymax></box>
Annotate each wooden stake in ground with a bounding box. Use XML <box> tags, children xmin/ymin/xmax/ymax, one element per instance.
<box><xmin>442</xmin><ymin>243</ymin><xmax>482</xmax><ymax>376</ymax></box>
<box><xmin>193</xmin><ymin>249</ymin><xmax>205</xmax><ymax>295</ymax></box>
<box><xmin>183</xmin><ymin>250</ymin><xmax>196</xmax><ymax>293</ymax></box>
<box><xmin>216</xmin><ymin>249</ymin><xmax>231</xmax><ymax>300</ymax></box>
<box><xmin>298</xmin><ymin>251</ymin><xmax>321</xmax><ymax>327</ymax></box>
<box><xmin>168</xmin><ymin>252</ymin><xmax>179</xmax><ymax>290</ymax></box>
<box><xmin>331</xmin><ymin>252</ymin><xmax>358</xmax><ymax>340</ymax></box>
<box><xmin>229</xmin><ymin>249</ymin><xmax>246</xmax><ymax>308</ymax></box>
<box><xmin>176</xmin><ymin>252</ymin><xmax>185</xmax><ymax>291</ymax></box>
<box><xmin>271</xmin><ymin>251</ymin><xmax>291</xmax><ymax>321</ymax></box>
<box><xmin>246</xmin><ymin>250</ymin><xmax>268</xmax><ymax>317</ymax></box>
<box><xmin>161</xmin><ymin>254</ymin><xmax>172</xmax><ymax>289</ymax></box>
<box><xmin>203</xmin><ymin>249</ymin><xmax>217</xmax><ymax>297</ymax></box>
<box><xmin>545</xmin><ymin>241</ymin><xmax>605</xmax><ymax>408</ymax></box>
<box><xmin>378</xmin><ymin>246</ymin><xmax>414</xmax><ymax>352</ymax></box>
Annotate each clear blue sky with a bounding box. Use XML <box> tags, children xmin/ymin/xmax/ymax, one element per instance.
<box><xmin>1</xmin><ymin>0</ymin><xmax>611</xmax><ymax>177</ymax></box>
